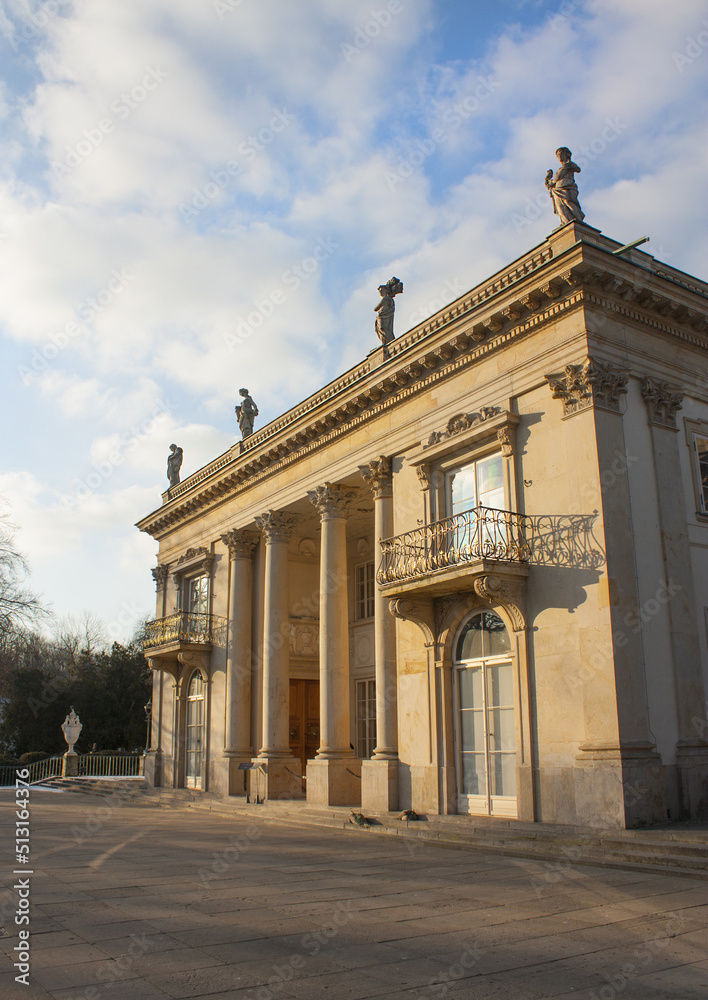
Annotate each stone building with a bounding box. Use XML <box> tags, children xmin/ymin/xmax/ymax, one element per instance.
<box><xmin>137</xmin><ymin>220</ymin><xmax>708</xmax><ymax>828</ymax></box>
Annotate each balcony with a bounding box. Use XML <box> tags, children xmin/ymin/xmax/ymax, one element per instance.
<box><xmin>377</xmin><ymin>506</ymin><xmax>531</xmax><ymax>596</ymax></box>
<box><xmin>143</xmin><ymin>612</ymin><xmax>226</xmax><ymax>653</ymax></box>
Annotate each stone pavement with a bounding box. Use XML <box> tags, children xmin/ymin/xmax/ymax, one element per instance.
<box><xmin>1</xmin><ymin>790</ymin><xmax>707</xmax><ymax>1000</ymax></box>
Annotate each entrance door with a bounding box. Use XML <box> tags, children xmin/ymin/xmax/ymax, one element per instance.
<box><xmin>454</xmin><ymin>611</ymin><xmax>517</xmax><ymax>817</ymax></box>
<box><xmin>289</xmin><ymin>679</ymin><xmax>320</xmax><ymax>783</ymax></box>
<box><xmin>185</xmin><ymin>671</ymin><xmax>205</xmax><ymax>789</ymax></box>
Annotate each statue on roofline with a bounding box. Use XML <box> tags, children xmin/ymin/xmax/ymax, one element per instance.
<box><xmin>375</xmin><ymin>276</ymin><xmax>404</xmax><ymax>346</ymax></box>
<box><xmin>545</xmin><ymin>147</ymin><xmax>584</xmax><ymax>226</ymax></box>
<box><xmin>235</xmin><ymin>388</ymin><xmax>258</xmax><ymax>439</ymax></box>
<box><xmin>167</xmin><ymin>444</ymin><xmax>183</xmax><ymax>488</ymax></box>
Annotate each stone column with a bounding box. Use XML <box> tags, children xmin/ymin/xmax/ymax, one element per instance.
<box><xmin>144</xmin><ymin>564</ymin><xmax>169</xmax><ymax>788</ymax></box>
<box><xmin>306</xmin><ymin>483</ymin><xmax>361</xmax><ymax>806</ymax></box>
<box><xmin>359</xmin><ymin>457</ymin><xmax>399</xmax><ymax>811</ymax></box>
<box><xmin>641</xmin><ymin>377</ymin><xmax>708</xmax><ymax>818</ymax></box>
<box><xmin>218</xmin><ymin>528</ymin><xmax>258</xmax><ymax>795</ymax></box>
<box><xmin>251</xmin><ymin>510</ymin><xmax>302</xmax><ymax>801</ymax></box>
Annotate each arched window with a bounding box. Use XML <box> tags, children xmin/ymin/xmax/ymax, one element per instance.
<box><xmin>185</xmin><ymin>672</ymin><xmax>205</xmax><ymax>789</ymax></box>
<box><xmin>454</xmin><ymin>611</ymin><xmax>516</xmax><ymax>817</ymax></box>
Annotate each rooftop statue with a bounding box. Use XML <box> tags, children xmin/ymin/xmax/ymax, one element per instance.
<box><xmin>375</xmin><ymin>276</ymin><xmax>404</xmax><ymax>346</ymax></box>
<box><xmin>545</xmin><ymin>147</ymin><xmax>584</xmax><ymax>226</ymax></box>
<box><xmin>235</xmin><ymin>387</ymin><xmax>259</xmax><ymax>439</ymax></box>
<box><xmin>167</xmin><ymin>444</ymin><xmax>183</xmax><ymax>488</ymax></box>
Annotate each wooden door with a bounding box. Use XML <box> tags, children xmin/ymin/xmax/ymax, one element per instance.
<box><xmin>289</xmin><ymin>679</ymin><xmax>320</xmax><ymax>780</ymax></box>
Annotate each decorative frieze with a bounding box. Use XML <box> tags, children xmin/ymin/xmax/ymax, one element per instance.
<box><xmin>425</xmin><ymin>406</ymin><xmax>502</xmax><ymax>448</ymax></box>
<box><xmin>220</xmin><ymin>528</ymin><xmax>259</xmax><ymax>560</ymax></box>
<box><xmin>176</xmin><ymin>546</ymin><xmax>210</xmax><ymax>566</ymax></box>
<box><xmin>640</xmin><ymin>376</ymin><xmax>684</xmax><ymax>429</ymax></box>
<box><xmin>289</xmin><ymin>619</ymin><xmax>319</xmax><ymax>657</ymax></box>
<box><xmin>545</xmin><ymin>357</ymin><xmax>629</xmax><ymax>416</ymax></box>
<box><xmin>254</xmin><ymin>509</ymin><xmax>298</xmax><ymax>543</ymax></box>
<box><xmin>151</xmin><ymin>565</ymin><xmax>169</xmax><ymax>591</ymax></box>
<box><xmin>307</xmin><ymin>483</ymin><xmax>358</xmax><ymax>520</ymax></box>
<box><xmin>358</xmin><ymin>456</ymin><xmax>393</xmax><ymax>498</ymax></box>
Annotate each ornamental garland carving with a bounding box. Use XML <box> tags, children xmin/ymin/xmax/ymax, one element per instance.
<box><xmin>176</xmin><ymin>546</ymin><xmax>210</xmax><ymax>566</ymax></box>
<box><xmin>220</xmin><ymin>528</ymin><xmax>259</xmax><ymax>559</ymax></box>
<box><xmin>425</xmin><ymin>406</ymin><xmax>502</xmax><ymax>448</ymax></box>
<box><xmin>545</xmin><ymin>357</ymin><xmax>629</xmax><ymax>416</ymax></box>
<box><xmin>289</xmin><ymin>620</ymin><xmax>319</xmax><ymax>657</ymax></box>
<box><xmin>640</xmin><ymin>376</ymin><xmax>684</xmax><ymax>428</ymax></box>
<box><xmin>358</xmin><ymin>456</ymin><xmax>393</xmax><ymax>498</ymax></box>
<box><xmin>307</xmin><ymin>482</ymin><xmax>358</xmax><ymax>520</ymax></box>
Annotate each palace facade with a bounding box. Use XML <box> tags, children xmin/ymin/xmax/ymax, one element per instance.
<box><xmin>137</xmin><ymin>220</ymin><xmax>708</xmax><ymax>828</ymax></box>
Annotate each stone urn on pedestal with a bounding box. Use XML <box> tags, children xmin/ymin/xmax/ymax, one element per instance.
<box><xmin>61</xmin><ymin>707</ymin><xmax>83</xmax><ymax>777</ymax></box>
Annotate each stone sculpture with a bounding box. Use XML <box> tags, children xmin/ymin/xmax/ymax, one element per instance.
<box><xmin>167</xmin><ymin>444</ymin><xmax>183</xmax><ymax>488</ymax></box>
<box><xmin>545</xmin><ymin>147</ymin><xmax>584</xmax><ymax>226</ymax></box>
<box><xmin>375</xmin><ymin>276</ymin><xmax>404</xmax><ymax>346</ymax></box>
<box><xmin>235</xmin><ymin>388</ymin><xmax>259</xmax><ymax>438</ymax></box>
<box><xmin>61</xmin><ymin>707</ymin><xmax>82</xmax><ymax>753</ymax></box>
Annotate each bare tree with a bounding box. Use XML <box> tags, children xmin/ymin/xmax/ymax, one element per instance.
<box><xmin>0</xmin><ymin>498</ymin><xmax>48</xmax><ymax>641</ymax></box>
<box><xmin>56</xmin><ymin>611</ymin><xmax>108</xmax><ymax>665</ymax></box>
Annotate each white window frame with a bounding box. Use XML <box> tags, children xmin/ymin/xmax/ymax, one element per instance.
<box><xmin>356</xmin><ymin>678</ymin><xmax>376</xmax><ymax>759</ymax></box>
<box><xmin>354</xmin><ymin>561</ymin><xmax>375</xmax><ymax>621</ymax></box>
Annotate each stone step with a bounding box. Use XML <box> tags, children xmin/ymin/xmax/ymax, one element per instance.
<box><xmin>41</xmin><ymin>777</ymin><xmax>147</xmax><ymax>796</ymax></box>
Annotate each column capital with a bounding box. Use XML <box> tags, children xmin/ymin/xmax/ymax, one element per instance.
<box><xmin>151</xmin><ymin>564</ymin><xmax>169</xmax><ymax>591</ymax></box>
<box><xmin>545</xmin><ymin>356</ymin><xmax>629</xmax><ymax>416</ymax></box>
<box><xmin>307</xmin><ymin>483</ymin><xmax>358</xmax><ymax>520</ymax></box>
<box><xmin>221</xmin><ymin>528</ymin><xmax>259</xmax><ymax>559</ymax></box>
<box><xmin>254</xmin><ymin>510</ymin><xmax>298</xmax><ymax>543</ymax></box>
<box><xmin>640</xmin><ymin>375</ymin><xmax>684</xmax><ymax>428</ymax></box>
<box><xmin>359</xmin><ymin>456</ymin><xmax>393</xmax><ymax>498</ymax></box>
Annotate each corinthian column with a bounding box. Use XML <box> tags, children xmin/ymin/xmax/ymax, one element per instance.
<box><xmin>305</xmin><ymin>483</ymin><xmax>361</xmax><ymax>805</ymax></box>
<box><xmin>218</xmin><ymin>528</ymin><xmax>258</xmax><ymax>795</ymax></box>
<box><xmin>359</xmin><ymin>456</ymin><xmax>399</xmax><ymax>812</ymax></box>
<box><xmin>251</xmin><ymin>510</ymin><xmax>302</xmax><ymax>800</ymax></box>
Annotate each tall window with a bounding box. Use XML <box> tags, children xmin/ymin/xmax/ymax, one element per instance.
<box><xmin>356</xmin><ymin>679</ymin><xmax>377</xmax><ymax>758</ymax></box>
<box><xmin>186</xmin><ymin>574</ymin><xmax>209</xmax><ymax>615</ymax></box>
<box><xmin>185</xmin><ymin>671</ymin><xmax>205</xmax><ymax>789</ymax></box>
<box><xmin>693</xmin><ymin>434</ymin><xmax>708</xmax><ymax>514</ymax></box>
<box><xmin>448</xmin><ymin>453</ymin><xmax>505</xmax><ymax>516</ymax></box>
<box><xmin>454</xmin><ymin>611</ymin><xmax>516</xmax><ymax>818</ymax></box>
<box><xmin>355</xmin><ymin>562</ymin><xmax>375</xmax><ymax>620</ymax></box>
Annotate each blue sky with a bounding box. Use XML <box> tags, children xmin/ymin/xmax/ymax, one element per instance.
<box><xmin>1</xmin><ymin>0</ymin><xmax>707</xmax><ymax>640</ymax></box>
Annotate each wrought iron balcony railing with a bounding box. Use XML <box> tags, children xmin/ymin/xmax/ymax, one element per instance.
<box><xmin>378</xmin><ymin>506</ymin><xmax>531</xmax><ymax>585</ymax></box>
<box><xmin>143</xmin><ymin>611</ymin><xmax>225</xmax><ymax>649</ymax></box>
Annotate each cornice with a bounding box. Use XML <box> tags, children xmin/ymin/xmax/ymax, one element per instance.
<box><xmin>137</xmin><ymin>236</ymin><xmax>708</xmax><ymax>540</ymax></box>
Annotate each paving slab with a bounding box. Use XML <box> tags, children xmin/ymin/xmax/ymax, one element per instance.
<box><xmin>2</xmin><ymin>790</ymin><xmax>707</xmax><ymax>999</ymax></box>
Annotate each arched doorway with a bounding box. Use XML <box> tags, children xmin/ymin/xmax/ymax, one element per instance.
<box><xmin>185</xmin><ymin>671</ymin><xmax>205</xmax><ymax>789</ymax></box>
<box><xmin>454</xmin><ymin>610</ymin><xmax>517</xmax><ymax>817</ymax></box>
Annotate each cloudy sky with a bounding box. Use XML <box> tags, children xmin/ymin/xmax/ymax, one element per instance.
<box><xmin>1</xmin><ymin>0</ymin><xmax>706</xmax><ymax>641</ymax></box>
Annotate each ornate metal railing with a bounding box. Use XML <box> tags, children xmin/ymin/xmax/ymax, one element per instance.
<box><xmin>378</xmin><ymin>506</ymin><xmax>531</xmax><ymax>585</ymax></box>
<box><xmin>78</xmin><ymin>754</ymin><xmax>143</xmax><ymax>777</ymax></box>
<box><xmin>142</xmin><ymin>612</ymin><xmax>225</xmax><ymax>649</ymax></box>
